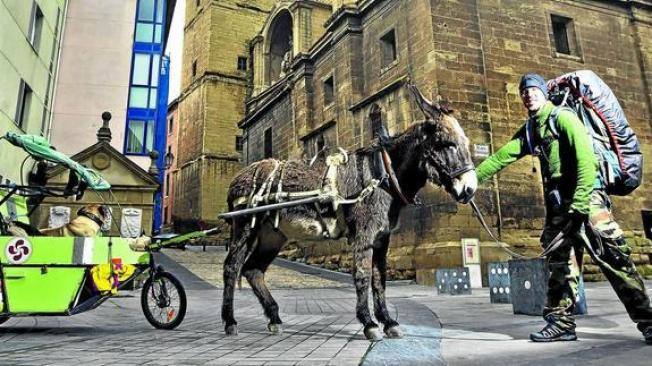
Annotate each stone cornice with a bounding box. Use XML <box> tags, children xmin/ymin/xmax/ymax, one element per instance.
<box><xmin>299</xmin><ymin>120</ymin><xmax>336</xmax><ymax>141</ymax></box>
<box><xmin>289</xmin><ymin>0</ymin><xmax>333</xmax><ymax>12</ymax></box>
<box><xmin>240</xmin><ymin>79</ymin><xmax>293</xmax><ymax>128</ymax></box>
<box><xmin>348</xmin><ymin>75</ymin><xmax>407</xmax><ymax>112</ymax></box>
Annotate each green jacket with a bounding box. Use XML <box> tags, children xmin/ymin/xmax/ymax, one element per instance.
<box><xmin>476</xmin><ymin>102</ymin><xmax>598</xmax><ymax>215</ymax></box>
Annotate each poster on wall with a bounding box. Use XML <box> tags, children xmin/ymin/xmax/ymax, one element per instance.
<box><xmin>462</xmin><ymin>238</ymin><xmax>480</xmax><ymax>265</ymax></box>
<box><xmin>462</xmin><ymin>238</ymin><xmax>482</xmax><ymax>288</ymax></box>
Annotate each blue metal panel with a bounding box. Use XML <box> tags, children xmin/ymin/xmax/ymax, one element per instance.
<box><xmin>124</xmin><ymin>0</ymin><xmax>169</xmax><ymax>233</ymax></box>
<box><xmin>152</xmin><ymin>56</ymin><xmax>170</xmax><ymax>234</ymax></box>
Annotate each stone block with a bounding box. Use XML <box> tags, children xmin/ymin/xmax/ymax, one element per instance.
<box><xmin>436</xmin><ymin>267</ymin><xmax>471</xmax><ymax>295</ymax></box>
<box><xmin>488</xmin><ymin>262</ymin><xmax>511</xmax><ymax>304</ymax></box>
<box><xmin>509</xmin><ymin>258</ymin><xmax>588</xmax><ymax>316</ymax></box>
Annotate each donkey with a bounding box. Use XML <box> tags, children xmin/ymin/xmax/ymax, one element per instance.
<box><xmin>221</xmin><ymin>84</ymin><xmax>477</xmax><ymax>341</ymax></box>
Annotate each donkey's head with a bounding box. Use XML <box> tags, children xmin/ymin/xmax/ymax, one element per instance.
<box><xmin>406</xmin><ymin>82</ymin><xmax>477</xmax><ymax>203</ymax></box>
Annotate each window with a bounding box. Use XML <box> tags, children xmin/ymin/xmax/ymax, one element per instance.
<box><xmin>264</xmin><ymin>128</ymin><xmax>273</xmax><ymax>158</ymax></box>
<box><xmin>237</xmin><ymin>56</ymin><xmax>247</xmax><ymax>71</ymax></box>
<box><xmin>15</xmin><ymin>80</ymin><xmax>33</xmax><ymax>129</ymax></box>
<box><xmin>129</xmin><ymin>52</ymin><xmax>160</xmax><ymax>108</ymax></box>
<box><xmin>192</xmin><ymin>60</ymin><xmax>197</xmax><ymax>78</ymax></box>
<box><xmin>125</xmin><ymin>120</ymin><xmax>155</xmax><ymax>154</ymax></box>
<box><xmin>235</xmin><ymin>136</ymin><xmax>243</xmax><ymax>152</ymax></box>
<box><xmin>165</xmin><ymin>173</ymin><xmax>170</xmax><ymax>196</ymax></box>
<box><xmin>551</xmin><ymin>15</ymin><xmax>579</xmax><ymax>57</ymax></box>
<box><xmin>316</xmin><ymin>135</ymin><xmax>325</xmax><ymax>152</ymax></box>
<box><xmin>380</xmin><ymin>29</ymin><xmax>397</xmax><ymax>68</ymax></box>
<box><xmin>28</xmin><ymin>2</ymin><xmax>44</xmax><ymax>52</ymax></box>
<box><xmin>323</xmin><ymin>76</ymin><xmax>334</xmax><ymax>106</ymax></box>
<box><xmin>126</xmin><ymin>0</ymin><xmax>167</xmax><ymax>155</ymax></box>
<box><xmin>135</xmin><ymin>0</ymin><xmax>165</xmax><ymax>44</ymax></box>
<box><xmin>168</xmin><ymin>116</ymin><xmax>174</xmax><ymax>134</ymax></box>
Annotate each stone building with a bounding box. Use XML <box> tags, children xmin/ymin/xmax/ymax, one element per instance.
<box><xmin>183</xmin><ymin>0</ymin><xmax>652</xmax><ymax>282</ymax></box>
<box><xmin>164</xmin><ymin>97</ymin><xmax>180</xmax><ymax>227</ymax></box>
<box><xmin>174</xmin><ymin>0</ymin><xmax>277</xmax><ymax>226</ymax></box>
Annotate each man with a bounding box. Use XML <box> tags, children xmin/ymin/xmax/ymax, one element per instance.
<box><xmin>476</xmin><ymin>73</ymin><xmax>652</xmax><ymax>344</ymax></box>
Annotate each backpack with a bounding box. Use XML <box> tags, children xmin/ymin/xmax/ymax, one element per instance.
<box><xmin>545</xmin><ymin>70</ymin><xmax>643</xmax><ymax>196</ymax></box>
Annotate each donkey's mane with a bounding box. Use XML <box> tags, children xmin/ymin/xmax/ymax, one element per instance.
<box><xmin>355</xmin><ymin>118</ymin><xmax>455</xmax><ymax>155</ymax></box>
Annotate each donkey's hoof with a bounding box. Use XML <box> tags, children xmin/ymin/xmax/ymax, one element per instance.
<box><xmin>384</xmin><ymin>325</ymin><xmax>404</xmax><ymax>339</ymax></box>
<box><xmin>225</xmin><ymin>324</ymin><xmax>238</xmax><ymax>336</ymax></box>
<box><xmin>364</xmin><ymin>326</ymin><xmax>383</xmax><ymax>341</ymax></box>
<box><xmin>268</xmin><ymin>323</ymin><xmax>283</xmax><ymax>334</ymax></box>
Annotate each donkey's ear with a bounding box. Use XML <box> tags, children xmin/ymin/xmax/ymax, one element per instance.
<box><xmin>406</xmin><ymin>81</ymin><xmax>441</xmax><ymax>120</ymax></box>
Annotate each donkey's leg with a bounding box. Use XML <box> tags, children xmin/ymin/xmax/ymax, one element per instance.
<box><xmin>352</xmin><ymin>240</ymin><xmax>382</xmax><ymax>341</ymax></box>
<box><xmin>222</xmin><ymin>220</ymin><xmax>256</xmax><ymax>336</ymax></box>
<box><xmin>243</xmin><ymin>222</ymin><xmax>286</xmax><ymax>334</ymax></box>
<box><xmin>371</xmin><ymin>234</ymin><xmax>402</xmax><ymax>338</ymax></box>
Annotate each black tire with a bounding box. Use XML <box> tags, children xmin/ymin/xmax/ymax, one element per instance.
<box><xmin>141</xmin><ymin>271</ymin><xmax>186</xmax><ymax>330</ymax></box>
<box><xmin>0</xmin><ymin>316</ymin><xmax>9</xmax><ymax>325</ymax></box>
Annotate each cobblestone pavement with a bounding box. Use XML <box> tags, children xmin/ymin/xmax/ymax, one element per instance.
<box><xmin>161</xmin><ymin>247</ymin><xmax>347</xmax><ymax>289</ymax></box>
<box><xmin>0</xmin><ymin>248</ymin><xmax>443</xmax><ymax>366</ymax></box>
<box><xmin>2</xmin><ymin>247</ymin><xmax>650</xmax><ymax>365</ymax></box>
<box><xmin>0</xmin><ymin>288</ymin><xmax>372</xmax><ymax>365</ymax></box>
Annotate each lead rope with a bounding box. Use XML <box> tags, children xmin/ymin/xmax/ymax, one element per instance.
<box><xmin>471</xmin><ymin>198</ymin><xmax>579</xmax><ymax>260</ymax></box>
<box><xmin>469</xmin><ymin>199</ymin><xmax>528</xmax><ymax>259</ymax></box>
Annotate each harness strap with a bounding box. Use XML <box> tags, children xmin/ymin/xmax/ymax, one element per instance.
<box><xmin>381</xmin><ymin>149</ymin><xmax>412</xmax><ymax>205</ymax></box>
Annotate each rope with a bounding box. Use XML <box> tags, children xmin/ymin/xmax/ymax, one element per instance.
<box><xmin>469</xmin><ymin>199</ymin><xmax>532</xmax><ymax>260</ymax></box>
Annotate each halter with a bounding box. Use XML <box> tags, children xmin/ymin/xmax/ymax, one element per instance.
<box><xmin>426</xmin><ymin>150</ymin><xmax>475</xmax><ymax>184</ymax></box>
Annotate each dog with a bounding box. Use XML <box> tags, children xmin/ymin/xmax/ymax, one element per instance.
<box><xmin>40</xmin><ymin>204</ymin><xmax>109</xmax><ymax>237</ymax></box>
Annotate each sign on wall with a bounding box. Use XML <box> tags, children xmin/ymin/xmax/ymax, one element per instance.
<box><xmin>49</xmin><ymin>206</ymin><xmax>71</xmax><ymax>228</ymax></box>
<box><xmin>101</xmin><ymin>207</ymin><xmax>113</xmax><ymax>233</ymax></box>
<box><xmin>473</xmin><ymin>144</ymin><xmax>490</xmax><ymax>158</ymax></box>
<box><xmin>462</xmin><ymin>238</ymin><xmax>481</xmax><ymax>265</ymax></box>
<box><xmin>120</xmin><ymin>208</ymin><xmax>142</xmax><ymax>238</ymax></box>
<box><xmin>462</xmin><ymin>238</ymin><xmax>482</xmax><ymax>288</ymax></box>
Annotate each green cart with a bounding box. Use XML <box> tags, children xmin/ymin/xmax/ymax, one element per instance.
<box><xmin>0</xmin><ymin>133</ymin><xmax>186</xmax><ymax>329</ymax></box>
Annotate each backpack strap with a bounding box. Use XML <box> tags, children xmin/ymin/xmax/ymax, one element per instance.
<box><xmin>547</xmin><ymin>105</ymin><xmax>576</xmax><ymax>139</ymax></box>
<box><xmin>525</xmin><ymin>117</ymin><xmax>536</xmax><ymax>155</ymax></box>
<box><xmin>547</xmin><ymin>107</ymin><xmax>561</xmax><ymax>139</ymax></box>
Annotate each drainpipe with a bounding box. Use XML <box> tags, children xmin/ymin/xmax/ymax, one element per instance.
<box><xmin>46</xmin><ymin>0</ymin><xmax>69</xmax><ymax>140</ymax></box>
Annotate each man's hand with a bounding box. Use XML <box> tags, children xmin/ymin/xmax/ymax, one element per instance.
<box><xmin>563</xmin><ymin>210</ymin><xmax>588</xmax><ymax>233</ymax></box>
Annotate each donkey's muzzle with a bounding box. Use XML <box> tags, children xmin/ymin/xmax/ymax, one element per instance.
<box><xmin>451</xmin><ymin>170</ymin><xmax>477</xmax><ymax>204</ymax></box>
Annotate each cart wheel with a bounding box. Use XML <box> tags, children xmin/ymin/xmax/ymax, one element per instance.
<box><xmin>0</xmin><ymin>316</ymin><xmax>9</xmax><ymax>325</ymax></box>
<box><xmin>141</xmin><ymin>271</ymin><xmax>186</xmax><ymax>330</ymax></box>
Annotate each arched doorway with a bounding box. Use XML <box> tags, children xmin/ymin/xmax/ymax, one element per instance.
<box><xmin>267</xmin><ymin>11</ymin><xmax>293</xmax><ymax>83</ymax></box>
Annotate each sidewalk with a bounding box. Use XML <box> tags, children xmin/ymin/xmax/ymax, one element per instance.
<box><xmin>0</xmin><ymin>247</ymin><xmax>650</xmax><ymax>365</ymax></box>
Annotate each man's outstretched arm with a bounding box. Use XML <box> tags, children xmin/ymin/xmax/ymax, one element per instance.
<box><xmin>476</xmin><ymin>127</ymin><xmax>527</xmax><ymax>184</ymax></box>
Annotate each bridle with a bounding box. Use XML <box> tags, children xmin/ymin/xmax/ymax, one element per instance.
<box><xmin>379</xmin><ymin>139</ymin><xmax>475</xmax><ymax>206</ymax></box>
<box><xmin>424</xmin><ymin>147</ymin><xmax>475</xmax><ymax>185</ymax></box>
